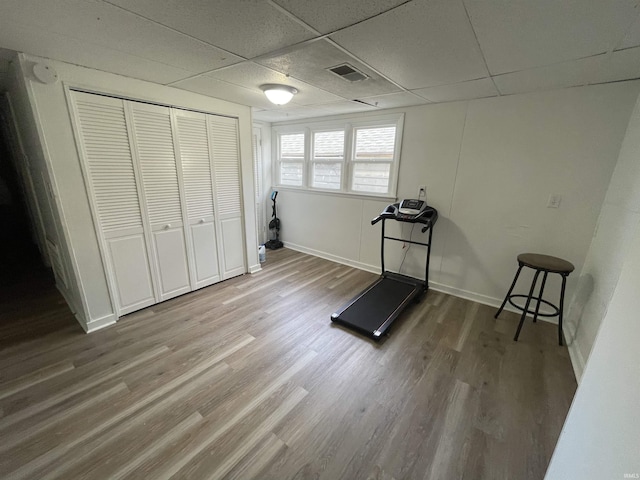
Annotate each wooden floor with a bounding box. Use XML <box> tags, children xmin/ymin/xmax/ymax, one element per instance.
<box><xmin>0</xmin><ymin>248</ymin><xmax>577</xmax><ymax>480</ymax></box>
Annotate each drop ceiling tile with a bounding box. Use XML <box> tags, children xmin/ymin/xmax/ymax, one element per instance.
<box><xmin>492</xmin><ymin>56</ymin><xmax>605</xmax><ymax>96</ymax></box>
<box><xmin>591</xmin><ymin>47</ymin><xmax>640</xmax><ymax>84</ymax></box>
<box><xmin>257</xmin><ymin>39</ymin><xmax>401</xmax><ymax>98</ymax></box>
<box><xmin>206</xmin><ymin>62</ymin><xmax>344</xmax><ymax>105</ymax></box>
<box><xmin>253</xmin><ymin>109</ymin><xmax>306</xmax><ymax>123</ymax></box>
<box><xmin>106</xmin><ymin>0</ymin><xmax>315</xmax><ymax>58</ymax></box>
<box><xmin>0</xmin><ymin>22</ymin><xmax>194</xmax><ymax>84</ymax></box>
<box><xmin>272</xmin><ymin>0</ymin><xmax>407</xmax><ymax>34</ymax></box>
<box><xmin>253</xmin><ymin>104</ymin><xmax>335</xmax><ymax>122</ymax></box>
<box><xmin>412</xmin><ymin>78</ymin><xmax>498</xmax><ymax>103</ymax></box>
<box><xmin>330</xmin><ymin>0</ymin><xmax>488</xmax><ymax>90</ymax></box>
<box><xmin>314</xmin><ymin>100</ymin><xmax>378</xmax><ymax>115</ymax></box>
<box><xmin>0</xmin><ymin>0</ymin><xmax>241</xmax><ymax>74</ymax></box>
<box><xmin>620</xmin><ymin>12</ymin><xmax>640</xmax><ymax>50</ymax></box>
<box><xmin>464</xmin><ymin>0</ymin><xmax>638</xmax><ymax>74</ymax></box>
<box><xmin>172</xmin><ymin>75</ymin><xmax>274</xmax><ymax>109</ymax></box>
<box><xmin>356</xmin><ymin>91</ymin><xmax>429</xmax><ymax>109</ymax></box>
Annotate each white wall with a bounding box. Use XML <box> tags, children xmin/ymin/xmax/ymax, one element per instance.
<box><xmin>274</xmin><ymin>82</ymin><xmax>640</xmax><ymax>320</ymax></box>
<box><xmin>10</xmin><ymin>53</ymin><xmax>258</xmax><ymax>331</ymax></box>
<box><xmin>544</xmin><ymin>211</ymin><xmax>640</xmax><ymax>479</ymax></box>
<box><xmin>253</xmin><ymin>120</ymin><xmax>272</xmax><ymax>245</ymax></box>
<box><xmin>564</xmin><ymin>92</ymin><xmax>640</xmax><ymax>379</ymax></box>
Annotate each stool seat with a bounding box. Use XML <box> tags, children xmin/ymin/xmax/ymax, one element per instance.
<box><xmin>496</xmin><ymin>253</ymin><xmax>574</xmax><ymax>345</ymax></box>
<box><xmin>517</xmin><ymin>253</ymin><xmax>574</xmax><ymax>274</ymax></box>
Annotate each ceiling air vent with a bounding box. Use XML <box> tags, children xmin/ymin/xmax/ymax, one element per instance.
<box><xmin>328</xmin><ymin>63</ymin><xmax>368</xmax><ymax>82</ymax></box>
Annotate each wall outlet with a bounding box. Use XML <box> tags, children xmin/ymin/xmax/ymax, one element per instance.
<box><xmin>418</xmin><ymin>185</ymin><xmax>426</xmax><ymax>198</ymax></box>
<box><xmin>547</xmin><ymin>193</ymin><xmax>562</xmax><ymax>208</ymax></box>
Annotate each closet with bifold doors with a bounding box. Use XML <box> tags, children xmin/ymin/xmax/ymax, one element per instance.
<box><xmin>70</xmin><ymin>90</ymin><xmax>245</xmax><ymax>318</ymax></box>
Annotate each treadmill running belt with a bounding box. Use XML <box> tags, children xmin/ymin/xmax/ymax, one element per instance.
<box><xmin>335</xmin><ymin>277</ymin><xmax>417</xmax><ymax>335</ymax></box>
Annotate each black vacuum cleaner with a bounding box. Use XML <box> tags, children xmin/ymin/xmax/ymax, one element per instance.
<box><xmin>265</xmin><ymin>190</ymin><xmax>283</xmax><ymax>250</ymax></box>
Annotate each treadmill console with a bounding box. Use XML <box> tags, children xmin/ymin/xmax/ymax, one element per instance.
<box><xmin>398</xmin><ymin>199</ymin><xmax>426</xmax><ymax>216</ymax></box>
<box><xmin>374</xmin><ymin>200</ymin><xmax>438</xmax><ymax>230</ymax></box>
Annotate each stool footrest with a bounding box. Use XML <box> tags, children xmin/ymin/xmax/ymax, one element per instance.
<box><xmin>506</xmin><ymin>294</ymin><xmax>560</xmax><ymax>317</ymax></box>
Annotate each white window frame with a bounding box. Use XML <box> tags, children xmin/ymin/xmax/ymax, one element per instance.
<box><xmin>276</xmin><ymin>128</ymin><xmax>307</xmax><ymax>188</ymax></box>
<box><xmin>309</xmin><ymin>127</ymin><xmax>347</xmax><ymax>191</ymax></box>
<box><xmin>273</xmin><ymin>113</ymin><xmax>404</xmax><ymax>198</ymax></box>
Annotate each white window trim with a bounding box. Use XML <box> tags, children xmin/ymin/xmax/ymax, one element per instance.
<box><xmin>273</xmin><ymin>113</ymin><xmax>404</xmax><ymax>198</ymax></box>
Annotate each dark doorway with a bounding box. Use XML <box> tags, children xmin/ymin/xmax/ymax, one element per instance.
<box><xmin>0</xmin><ymin>111</ymin><xmax>45</xmax><ymax>286</ymax></box>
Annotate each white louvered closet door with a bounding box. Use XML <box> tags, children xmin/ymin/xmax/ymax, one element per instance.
<box><xmin>209</xmin><ymin>115</ymin><xmax>245</xmax><ymax>279</ymax></box>
<box><xmin>71</xmin><ymin>92</ymin><xmax>155</xmax><ymax>315</ymax></box>
<box><xmin>129</xmin><ymin>102</ymin><xmax>191</xmax><ymax>301</ymax></box>
<box><xmin>173</xmin><ymin>110</ymin><xmax>221</xmax><ymax>289</ymax></box>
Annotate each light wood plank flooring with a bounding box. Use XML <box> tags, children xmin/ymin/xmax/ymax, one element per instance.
<box><xmin>0</xmin><ymin>248</ymin><xmax>577</xmax><ymax>479</ymax></box>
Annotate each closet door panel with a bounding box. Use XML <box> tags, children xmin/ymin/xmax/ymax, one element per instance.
<box><xmin>175</xmin><ymin>111</ymin><xmax>220</xmax><ymax>288</ymax></box>
<box><xmin>153</xmin><ymin>228</ymin><xmax>191</xmax><ymax>296</ymax></box>
<box><xmin>72</xmin><ymin>91</ymin><xmax>155</xmax><ymax>315</ymax></box>
<box><xmin>130</xmin><ymin>103</ymin><xmax>190</xmax><ymax>300</ymax></box>
<box><xmin>220</xmin><ymin>217</ymin><xmax>244</xmax><ymax>275</ymax></box>
<box><xmin>191</xmin><ymin>221</ymin><xmax>220</xmax><ymax>286</ymax></box>
<box><xmin>107</xmin><ymin>235</ymin><xmax>155</xmax><ymax>315</ymax></box>
<box><xmin>209</xmin><ymin>116</ymin><xmax>245</xmax><ymax>279</ymax></box>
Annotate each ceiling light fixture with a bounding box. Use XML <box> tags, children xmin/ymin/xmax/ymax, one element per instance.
<box><xmin>260</xmin><ymin>84</ymin><xmax>298</xmax><ymax>105</ymax></box>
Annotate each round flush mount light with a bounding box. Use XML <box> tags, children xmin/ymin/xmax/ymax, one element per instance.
<box><xmin>260</xmin><ymin>84</ymin><xmax>298</xmax><ymax>105</ymax></box>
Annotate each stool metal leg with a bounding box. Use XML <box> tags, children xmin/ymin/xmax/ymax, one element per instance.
<box><xmin>514</xmin><ymin>270</ymin><xmax>540</xmax><ymax>342</ymax></box>
<box><xmin>495</xmin><ymin>265</ymin><xmax>523</xmax><ymax>318</ymax></box>
<box><xmin>558</xmin><ymin>274</ymin><xmax>567</xmax><ymax>346</ymax></box>
<box><xmin>532</xmin><ymin>271</ymin><xmax>548</xmax><ymax>323</ymax></box>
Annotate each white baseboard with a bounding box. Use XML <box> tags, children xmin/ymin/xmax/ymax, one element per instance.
<box><xmin>284</xmin><ymin>242</ymin><xmax>559</xmax><ymax>326</ymax></box>
<box><xmin>565</xmin><ymin>330</ymin><xmax>587</xmax><ymax>382</ymax></box>
<box><xmin>429</xmin><ymin>281</ymin><xmax>559</xmax><ymax>325</ymax></box>
<box><xmin>283</xmin><ymin>241</ymin><xmax>380</xmax><ymax>275</ymax></box>
<box><xmin>248</xmin><ymin>263</ymin><xmax>262</xmax><ymax>274</ymax></box>
<box><xmin>83</xmin><ymin>313</ymin><xmax>117</xmax><ymax>333</ymax></box>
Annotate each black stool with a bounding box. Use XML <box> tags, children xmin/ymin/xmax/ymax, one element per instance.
<box><xmin>495</xmin><ymin>253</ymin><xmax>574</xmax><ymax>346</ymax></box>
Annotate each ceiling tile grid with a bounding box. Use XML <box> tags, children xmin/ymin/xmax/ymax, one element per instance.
<box><xmin>0</xmin><ymin>20</ymin><xmax>195</xmax><ymax>85</ymax></box>
<box><xmin>413</xmin><ymin>77</ymin><xmax>498</xmax><ymax>103</ymax></box>
<box><xmin>202</xmin><ymin>61</ymin><xmax>345</xmax><ymax>105</ymax></box>
<box><xmin>463</xmin><ymin>0</ymin><xmax>640</xmax><ymax>75</ymax></box>
<box><xmin>1</xmin><ymin>0</ymin><xmax>640</xmax><ymax>120</ymax></box>
<box><xmin>104</xmin><ymin>0</ymin><xmax>316</xmax><ymax>59</ymax></box>
<box><xmin>330</xmin><ymin>0</ymin><xmax>490</xmax><ymax>90</ymax></box>
<box><xmin>256</xmin><ymin>39</ymin><xmax>401</xmax><ymax>99</ymax></box>
<box><xmin>271</xmin><ymin>0</ymin><xmax>409</xmax><ymax>34</ymax></box>
<box><xmin>492</xmin><ymin>56</ymin><xmax>606</xmax><ymax>96</ymax></box>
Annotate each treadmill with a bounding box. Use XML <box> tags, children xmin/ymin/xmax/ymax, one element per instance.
<box><xmin>331</xmin><ymin>200</ymin><xmax>438</xmax><ymax>339</ymax></box>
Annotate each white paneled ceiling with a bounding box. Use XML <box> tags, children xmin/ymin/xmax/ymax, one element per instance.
<box><xmin>255</xmin><ymin>40</ymin><xmax>401</xmax><ymax>99</ymax></box>
<box><xmin>0</xmin><ymin>0</ymin><xmax>640</xmax><ymax>122</ymax></box>
<box><xmin>330</xmin><ymin>0</ymin><xmax>489</xmax><ymax>89</ymax></box>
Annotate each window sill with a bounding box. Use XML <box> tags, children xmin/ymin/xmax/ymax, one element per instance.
<box><xmin>272</xmin><ymin>185</ymin><xmax>396</xmax><ymax>203</ymax></box>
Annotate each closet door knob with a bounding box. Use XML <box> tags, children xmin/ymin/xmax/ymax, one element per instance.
<box><xmin>164</xmin><ymin>224</ymin><xmax>171</xmax><ymax>229</ymax></box>
<box><xmin>199</xmin><ymin>218</ymin><xmax>205</xmax><ymax>223</ymax></box>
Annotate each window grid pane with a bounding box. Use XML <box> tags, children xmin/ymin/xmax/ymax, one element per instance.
<box><xmin>351</xmin><ymin>162</ymin><xmax>391</xmax><ymax>194</ymax></box>
<box><xmin>354</xmin><ymin>126</ymin><xmax>396</xmax><ymax>162</ymax></box>
<box><xmin>312</xmin><ymin>162</ymin><xmax>342</xmax><ymax>190</ymax></box>
<box><xmin>280</xmin><ymin>161</ymin><xmax>303</xmax><ymax>186</ymax></box>
<box><xmin>280</xmin><ymin>133</ymin><xmax>304</xmax><ymax>159</ymax></box>
<box><xmin>313</xmin><ymin>130</ymin><xmax>344</xmax><ymax>161</ymax></box>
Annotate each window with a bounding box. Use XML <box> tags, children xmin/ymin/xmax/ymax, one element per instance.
<box><xmin>278</xmin><ymin>132</ymin><xmax>304</xmax><ymax>186</ymax></box>
<box><xmin>274</xmin><ymin>113</ymin><xmax>403</xmax><ymax>197</ymax></box>
<box><xmin>311</xmin><ymin>130</ymin><xmax>344</xmax><ymax>190</ymax></box>
<box><xmin>352</xmin><ymin>126</ymin><xmax>396</xmax><ymax>194</ymax></box>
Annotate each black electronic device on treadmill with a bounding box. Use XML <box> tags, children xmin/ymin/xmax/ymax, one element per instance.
<box><xmin>331</xmin><ymin>200</ymin><xmax>438</xmax><ymax>339</ymax></box>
